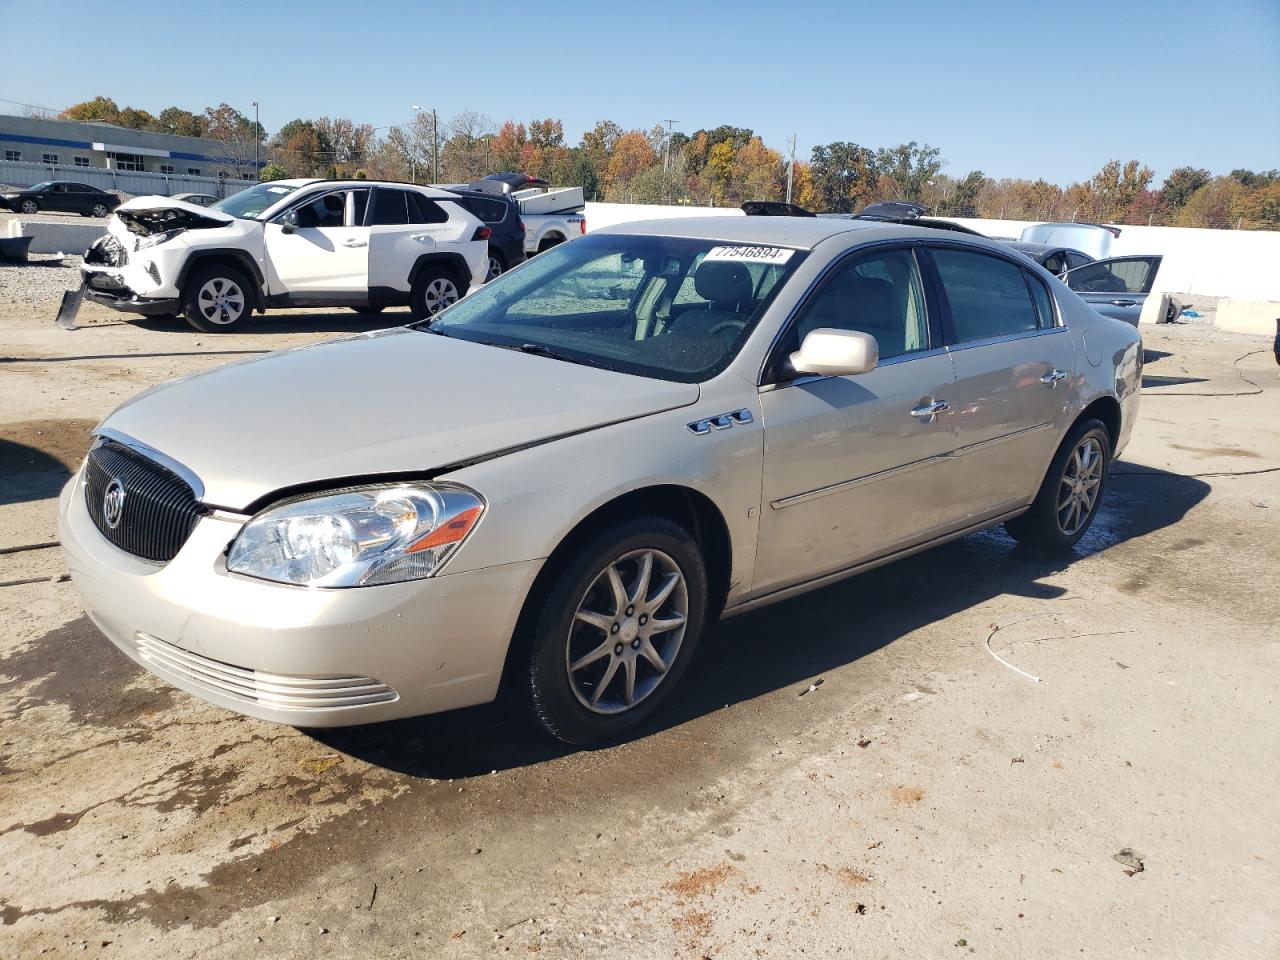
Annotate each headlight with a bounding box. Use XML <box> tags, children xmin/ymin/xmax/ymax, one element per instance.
<box><xmin>137</xmin><ymin>228</ymin><xmax>185</xmax><ymax>248</ymax></box>
<box><xmin>226</xmin><ymin>483</ymin><xmax>484</xmax><ymax>587</ymax></box>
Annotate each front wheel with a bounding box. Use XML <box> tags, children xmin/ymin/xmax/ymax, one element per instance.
<box><xmin>1005</xmin><ymin>419</ymin><xmax>1111</xmax><ymax>551</ymax></box>
<box><xmin>182</xmin><ymin>264</ymin><xmax>253</xmax><ymax>333</ymax></box>
<box><xmin>409</xmin><ymin>266</ymin><xmax>465</xmax><ymax>321</ymax></box>
<box><xmin>19</xmin><ymin>200</ymin><xmax>38</xmax><ymax>215</ymax></box>
<box><xmin>524</xmin><ymin>516</ymin><xmax>708</xmax><ymax>745</ymax></box>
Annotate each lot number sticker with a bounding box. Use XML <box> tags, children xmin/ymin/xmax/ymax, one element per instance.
<box><xmin>704</xmin><ymin>245</ymin><xmax>795</xmax><ymax>265</ymax></box>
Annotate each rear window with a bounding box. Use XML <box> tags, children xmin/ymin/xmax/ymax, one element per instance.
<box><xmin>408</xmin><ymin>193</ymin><xmax>450</xmax><ymax>224</ymax></box>
<box><xmin>931</xmin><ymin>248</ymin><xmax>1039</xmax><ymax>343</ymax></box>
<box><xmin>458</xmin><ymin>196</ymin><xmax>508</xmax><ymax>223</ymax></box>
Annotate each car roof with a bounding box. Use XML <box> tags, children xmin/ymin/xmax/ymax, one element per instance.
<box><xmin>285</xmin><ymin>178</ymin><xmax>460</xmax><ymax>199</ymax></box>
<box><xmin>1007</xmin><ymin>241</ymin><xmax>1089</xmax><ymax>256</ymax></box>
<box><xmin>597</xmin><ymin>215</ymin><xmax>1014</xmax><ymax>252</ymax></box>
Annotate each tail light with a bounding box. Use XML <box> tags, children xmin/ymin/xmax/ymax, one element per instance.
<box><xmin>579</xmin><ymin>219</ymin><xmax>587</xmax><ymax>235</ymax></box>
<box><xmin>472</xmin><ymin>226</ymin><xmax>492</xmax><ymax>241</ymax></box>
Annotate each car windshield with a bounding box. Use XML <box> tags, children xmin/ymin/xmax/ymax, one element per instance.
<box><xmin>420</xmin><ymin>233</ymin><xmax>805</xmax><ymax>382</ymax></box>
<box><xmin>211</xmin><ymin>182</ymin><xmax>301</xmax><ymax>219</ymax></box>
<box><xmin>28</xmin><ymin>181</ymin><xmax>52</xmax><ymax>192</ymax></box>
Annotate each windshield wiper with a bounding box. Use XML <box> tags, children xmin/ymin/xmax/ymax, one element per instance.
<box><xmin>501</xmin><ymin>342</ymin><xmax>607</xmax><ymax>369</ymax></box>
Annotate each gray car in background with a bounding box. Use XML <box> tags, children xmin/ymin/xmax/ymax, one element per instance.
<box><xmin>59</xmin><ymin>216</ymin><xmax>1142</xmax><ymax>744</ymax></box>
<box><xmin>1063</xmin><ymin>255</ymin><xmax>1166</xmax><ymax>326</ymax></box>
<box><xmin>1006</xmin><ymin>241</ymin><xmax>1093</xmax><ymax>278</ymax></box>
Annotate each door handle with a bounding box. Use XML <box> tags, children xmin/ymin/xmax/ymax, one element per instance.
<box><xmin>1107</xmin><ymin>299</ymin><xmax>1138</xmax><ymax>307</ymax></box>
<box><xmin>910</xmin><ymin>399</ymin><xmax>950</xmax><ymax>422</ymax></box>
<box><xmin>1040</xmin><ymin>369</ymin><xmax>1067</xmax><ymax>387</ymax></box>
<box><xmin>342</xmin><ymin>239</ymin><xmax>368</xmax><ymax>248</ymax></box>
<box><xmin>410</xmin><ymin>234</ymin><xmax>434</xmax><ymax>243</ymax></box>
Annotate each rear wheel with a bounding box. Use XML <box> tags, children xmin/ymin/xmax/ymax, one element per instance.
<box><xmin>182</xmin><ymin>264</ymin><xmax>253</xmax><ymax>333</ymax></box>
<box><xmin>409</xmin><ymin>265</ymin><xmax>465</xmax><ymax>320</ymax></box>
<box><xmin>90</xmin><ymin>202</ymin><xmax>109</xmax><ymax>218</ymax></box>
<box><xmin>1005</xmin><ymin>418</ymin><xmax>1111</xmax><ymax>551</ymax></box>
<box><xmin>523</xmin><ymin>516</ymin><xmax>708</xmax><ymax>745</ymax></box>
<box><xmin>537</xmin><ymin>234</ymin><xmax>564</xmax><ymax>253</ymax></box>
<box><xmin>486</xmin><ymin>251</ymin><xmax>506</xmax><ymax>282</ymax></box>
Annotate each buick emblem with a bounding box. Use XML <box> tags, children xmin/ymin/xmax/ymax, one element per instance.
<box><xmin>102</xmin><ymin>479</ymin><xmax>126</xmax><ymax>529</ymax></box>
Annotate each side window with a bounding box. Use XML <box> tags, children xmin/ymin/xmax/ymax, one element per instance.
<box><xmin>369</xmin><ymin>189</ymin><xmax>410</xmax><ymax>225</ymax></box>
<box><xmin>293</xmin><ymin>191</ymin><xmax>346</xmax><ymax>228</ymax></box>
<box><xmin>1041</xmin><ymin>252</ymin><xmax>1066</xmax><ymax>276</ymax></box>
<box><xmin>1065</xmin><ymin>252</ymin><xmax>1091</xmax><ymax>271</ymax></box>
<box><xmin>1025</xmin><ymin>273</ymin><xmax>1057</xmax><ymax>328</ymax></box>
<box><xmin>1065</xmin><ymin>258</ymin><xmax>1155</xmax><ymax>294</ymax></box>
<box><xmin>789</xmin><ymin>248</ymin><xmax>929</xmax><ymax>361</ymax></box>
<box><xmin>931</xmin><ymin>248</ymin><xmax>1038</xmax><ymax>343</ymax></box>
<box><xmin>408</xmin><ymin>193</ymin><xmax>450</xmax><ymax>224</ymax></box>
<box><xmin>349</xmin><ymin>189</ymin><xmax>369</xmax><ymax>226</ymax></box>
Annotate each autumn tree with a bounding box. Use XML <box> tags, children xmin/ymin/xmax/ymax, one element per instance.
<box><xmin>1090</xmin><ymin>159</ymin><xmax>1154</xmax><ymax>221</ymax></box>
<box><xmin>810</xmin><ymin>141</ymin><xmax>875</xmax><ymax>213</ymax></box>
<box><xmin>604</xmin><ymin>130</ymin><xmax>659</xmax><ymax>199</ymax></box>
<box><xmin>1161</xmin><ymin>166</ymin><xmax>1210</xmax><ymax>209</ymax></box>
<box><xmin>59</xmin><ymin>96</ymin><xmax>122</xmax><ymax>123</ymax></box>
<box><xmin>440</xmin><ymin>111</ymin><xmax>494</xmax><ymax>182</ymax></box>
<box><xmin>156</xmin><ymin>107</ymin><xmax>205</xmax><ymax>138</ymax></box>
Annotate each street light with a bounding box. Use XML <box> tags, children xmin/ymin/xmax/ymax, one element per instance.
<box><xmin>251</xmin><ymin>101</ymin><xmax>259</xmax><ymax>178</ymax></box>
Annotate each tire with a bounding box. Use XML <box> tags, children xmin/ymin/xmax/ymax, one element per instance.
<box><xmin>537</xmin><ymin>234</ymin><xmax>564</xmax><ymax>253</ymax></box>
<box><xmin>181</xmin><ymin>263</ymin><xmax>254</xmax><ymax>333</ymax></box>
<box><xmin>1005</xmin><ymin>418</ymin><xmax>1111</xmax><ymax>551</ymax></box>
<box><xmin>409</xmin><ymin>265</ymin><xmax>465</xmax><ymax>321</ymax></box>
<box><xmin>19</xmin><ymin>200</ymin><xmax>38</xmax><ymax>215</ymax></box>
<box><xmin>485</xmin><ymin>251</ymin><xmax>506</xmax><ymax>282</ymax></box>
<box><xmin>352</xmin><ymin>305</ymin><xmax>386</xmax><ymax>315</ymax></box>
<box><xmin>90</xmin><ymin>202</ymin><xmax>109</xmax><ymax>218</ymax></box>
<box><xmin>523</xmin><ymin>515</ymin><xmax>708</xmax><ymax>745</ymax></box>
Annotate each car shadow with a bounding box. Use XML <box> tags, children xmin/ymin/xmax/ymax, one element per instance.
<box><xmin>126</xmin><ymin>309</ymin><xmax>412</xmax><ymax>337</ymax></box>
<box><xmin>1143</xmin><ymin>374</ymin><xmax>1209</xmax><ymax>388</ymax></box>
<box><xmin>0</xmin><ymin>436</ymin><xmax>77</xmax><ymax>506</ymax></box>
<box><xmin>310</xmin><ymin>462</ymin><xmax>1210</xmax><ymax>779</ymax></box>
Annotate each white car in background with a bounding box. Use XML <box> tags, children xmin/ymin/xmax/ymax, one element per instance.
<box><xmin>80</xmin><ymin>179</ymin><xmax>490</xmax><ymax>332</ymax></box>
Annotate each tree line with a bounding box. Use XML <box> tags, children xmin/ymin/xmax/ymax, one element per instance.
<box><xmin>54</xmin><ymin>96</ymin><xmax>1280</xmax><ymax>230</ymax></box>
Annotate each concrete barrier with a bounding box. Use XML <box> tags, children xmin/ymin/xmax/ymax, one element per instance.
<box><xmin>1215</xmin><ymin>299</ymin><xmax>1280</xmax><ymax>337</ymax></box>
<box><xmin>5</xmin><ymin>219</ymin><xmax>105</xmax><ymax>255</ymax></box>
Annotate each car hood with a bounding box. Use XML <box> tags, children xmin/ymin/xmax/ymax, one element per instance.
<box><xmin>112</xmin><ymin>195</ymin><xmax>233</xmax><ymax>236</ymax></box>
<box><xmin>98</xmin><ymin>328</ymin><xmax>700</xmax><ymax>511</ymax></box>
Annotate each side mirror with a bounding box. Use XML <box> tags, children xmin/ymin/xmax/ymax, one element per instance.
<box><xmin>280</xmin><ymin>210</ymin><xmax>299</xmax><ymax>234</ymax></box>
<box><xmin>790</xmin><ymin>328</ymin><xmax>879</xmax><ymax>377</ymax></box>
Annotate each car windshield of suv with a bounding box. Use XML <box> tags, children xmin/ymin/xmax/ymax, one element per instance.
<box><xmin>211</xmin><ymin>182</ymin><xmax>301</xmax><ymax>219</ymax></box>
<box><xmin>420</xmin><ymin>233</ymin><xmax>805</xmax><ymax>383</ymax></box>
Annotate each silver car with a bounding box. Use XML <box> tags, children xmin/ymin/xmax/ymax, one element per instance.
<box><xmin>59</xmin><ymin>217</ymin><xmax>1142</xmax><ymax>744</ymax></box>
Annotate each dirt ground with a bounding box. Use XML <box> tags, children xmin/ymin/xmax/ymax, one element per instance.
<box><xmin>1</xmin><ymin>290</ymin><xmax>1277</xmax><ymax>959</ymax></box>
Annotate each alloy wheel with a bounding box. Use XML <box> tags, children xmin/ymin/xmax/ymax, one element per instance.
<box><xmin>197</xmin><ymin>277</ymin><xmax>246</xmax><ymax>326</ymax></box>
<box><xmin>91</xmin><ymin>203</ymin><xmax>108</xmax><ymax>218</ymax></box>
<box><xmin>1057</xmin><ymin>436</ymin><xmax>1103</xmax><ymax>536</ymax></box>
<box><xmin>422</xmin><ymin>277</ymin><xmax>459</xmax><ymax>315</ymax></box>
<box><xmin>566</xmin><ymin>548</ymin><xmax>689</xmax><ymax>715</ymax></box>
<box><xmin>486</xmin><ymin>256</ymin><xmax>504</xmax><ymax>282</ymax></box>
<box><xmin>20</xmin><ymin>200</ymin><xmax>37</xmax><ymax>214</ymax></box>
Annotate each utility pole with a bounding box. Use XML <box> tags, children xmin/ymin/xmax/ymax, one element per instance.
<box><xmin>663</xmin><ymin>119</ymin><xmax>678</xmax><ymax>172</ymax></box>
<box><xmin>410</xmin><ymin>105</ymin><xmax>424</xmax><ymax>183</ymax></box>
<box><xmin>252</xmin><ymin>101</ymin><xmax>260</xmax><ymax>178</ymax></box>
<box><xmin>432</xmin><ymin>108</ymin><xmax>439</xmax><ymax>183</ymax></box>
<box><xmin>785</xmin><ymin>133</ymin><xmax>796</xmax><ymax>205</ymax></box>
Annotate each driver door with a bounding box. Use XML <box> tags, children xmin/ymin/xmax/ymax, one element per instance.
<box><xmin>754</xmin><ymin>246</ymin><xmax>959</xmax><ymax>594</ymax></box>
<box><xmin>262</xmin><ymin>188</ymin><xmax>370</xmax><ymax>298</ymax></box>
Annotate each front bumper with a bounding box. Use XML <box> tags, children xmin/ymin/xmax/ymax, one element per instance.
<box><xmin>58</xmin><ymin>468</ymin><xmax>542</xmax><ymax>727</ymax></box>
<box><xmin>82</xmin><ymin>283</ymin><xmax>181</xmax><ymax>317</ymax></box>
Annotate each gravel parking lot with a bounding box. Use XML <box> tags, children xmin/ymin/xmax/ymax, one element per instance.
<box><xmin>1</xmin><ymin>283</ymin><xmax>1277</xmax><ymax>958</ymax></box>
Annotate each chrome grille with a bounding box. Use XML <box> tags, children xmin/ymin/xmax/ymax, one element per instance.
<box><xmin>84</xmin><ymin>440</ymin><xmax>205</xmax><ymax>562</ymax></box>
<box><xmin>135</xmin><ymin>634</ymin><xmax>398</xmax><ymax>711</ymax></box>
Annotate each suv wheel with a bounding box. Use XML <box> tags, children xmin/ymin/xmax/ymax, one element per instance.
<box><xmin>90</xmin><ymin>202</ymin><xmax>109</xmax><ymax>218</ymax></box>
<box><xmin>182</xmin><ymin>264</ymin><xmax>253</xmax><ymax>333</ymax></box>
<box><xmin>523</xmin><ymin>516</ymin><xmax>708</xmax><ymax>745</ymax></box>
<box><xmin>409</xmin><ymin>265</ymin><xmax>465</xmax><ymax>320</ymax></box>
<box><xmin>486</xmin><ymin>252</ymin><xmax>506</xmax><ymax>282</ymax></box>
<box><xmin>1005</xmin><ymin>418</ymin><xmax>1111</xmax><ymax>551</ymax></box>
<box><xmin>19</xmin><ymin>199</ymin><xmax>38</xmax><ymax>215</ymax></box>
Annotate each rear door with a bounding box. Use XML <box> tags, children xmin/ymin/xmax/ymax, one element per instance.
<box><xmin>754</xmin><ymin>245</ymin><xmax>959</xmax><ymax>593</ymax></box>
<box><xmin>262</xmin><ymin>188</ymin><xmax>370</xmax><ymax>298</ymax></box>
<box><xmin>367</xmin><ymin>189</ymin><xmax>470</xmax><ymax>296</ymax></box>
<box><xmin>925</xmin><ymin>245</ymin><xmax>1076</xmax><ymax>526</ymax></box>
<box><xmin>1063</xmin><ymin>255</ymin><xmax>1163</xmax><ymax>325</ymax></box>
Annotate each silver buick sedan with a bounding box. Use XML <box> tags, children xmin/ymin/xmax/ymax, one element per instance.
<box><xmin>59</xmin><ymin>217</ymin><xmax>1142</xmax><ymax>744</ymax></box>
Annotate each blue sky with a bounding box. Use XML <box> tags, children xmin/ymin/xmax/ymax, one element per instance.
<box><xmin>1</xmin><ymin>0</ymin><xmax>1276</xmax><ymax>185</ymax></box>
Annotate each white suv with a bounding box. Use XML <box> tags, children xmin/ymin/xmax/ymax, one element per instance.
<box><xmin>80</xmin><ymin>179</ymin><xmax>490</xmax><ymax>332</ymax></box>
